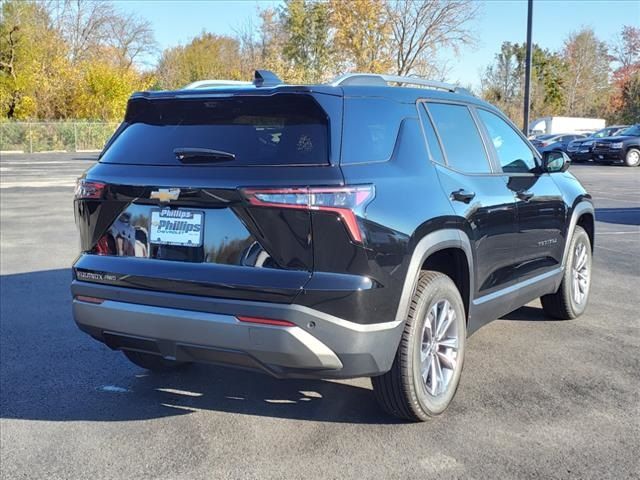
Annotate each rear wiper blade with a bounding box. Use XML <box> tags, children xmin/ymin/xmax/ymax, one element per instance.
<box><xmin>173</xmin><ymin>147</ymin><xmax>236</xmax><ymax>163</ymax></box>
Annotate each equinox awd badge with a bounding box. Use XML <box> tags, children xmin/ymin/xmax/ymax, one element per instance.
<box><xmin>150</xmin><ymin>188</ymin><xmax>180</xmax><ymax>203</ymax></box>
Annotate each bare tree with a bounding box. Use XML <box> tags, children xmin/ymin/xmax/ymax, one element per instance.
<box><xmin>48</xmin><ymin>0</ymin><xmax>115</xmax><ymax>63</ymax></box>
<box><xmin>234</xmin><ymin>16</ymin><xmax>262</xmax><ymax>76</ymax></box>
<box><xmin>0</xmin><ymin>25</ymin><xmax>20</xmax><ymax>117</ymax></box>
<box><xmin>562</xmin><ymin>28</ymin><xmax>609</xmax><ymax>116</ymax></box>
<box><xmin>388</xmin><ymin>0</ymin><xmax>479</xmax><ymax>76</ymax></box>
<box><xmin>106</xmin><ymin>12</ymin><xmax>157</xmax><ymax>69</ymax></box>
<box><xmin>46</xmin><ymin>0</ymin><xmax>156</xmax><ymax>68</ymax></box>
<box><xmin>611</xmin><ymin>25</ymin><xmax>640</xmax><ymax>71</ymax></box>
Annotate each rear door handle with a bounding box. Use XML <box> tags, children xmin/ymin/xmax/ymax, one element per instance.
<box><xmin>451</xmin><ymin>189</ymin><xmax>476</xmax><ymax>204</ymax></box>
<box><xmin>516</xmin><ymin>190</ymin><xmax>534</xmax><ymax>202</ymax></box>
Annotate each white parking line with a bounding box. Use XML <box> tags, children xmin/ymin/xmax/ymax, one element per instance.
<box><xmin>595</xmin><ymin>245</ymin><xmax>640</xmax><ymax>256</ymax></box>
<box><xmin>594</xmin><ymin>197</ymin><xmax>640</xmax><ymax>204</ymax></box>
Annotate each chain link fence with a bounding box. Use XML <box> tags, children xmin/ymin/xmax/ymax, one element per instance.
<box><xmin>0</xmin><ymin>122</ymin><xmax>119</xmax><ymax>153</ymax></box>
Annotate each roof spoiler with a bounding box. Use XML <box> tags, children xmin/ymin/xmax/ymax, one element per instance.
<box><xmin>254</xmin><ymin>70</ymin><xmax>283</xmax><ymax>87</ymax></box>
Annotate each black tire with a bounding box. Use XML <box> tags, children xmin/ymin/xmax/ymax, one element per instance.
<box><xmin>371</xmin><ymin>271</ymin><xmax>466</xmax><ymax>422</ymax></box>
<box><xmin>541</xmin><ymin>225</ymin><xmax>592</xmax><ymax>319</ymax></box>
<box><xmin>624</xmin><ymin>148</ymin><xmax>640</xmax><ymax>167</ymax></box>
<box><xmin>123</xmin><ymin>350</ymin><xmax>188</xmax><ymax>372</ymax></box>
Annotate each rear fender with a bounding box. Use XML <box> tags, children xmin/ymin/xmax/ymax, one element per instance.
<box><xmin>394</xmin><ymin>229</ymin><xmax>474</xmax><ymax>325</ymax></box>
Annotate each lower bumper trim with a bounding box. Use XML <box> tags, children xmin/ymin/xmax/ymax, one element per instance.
<box><xmin>71</xmin><ymin>280</ymin><xmax>405</xmax><ymax>378</ymax></box>
<box><xmin>74</xmin><ymin>298</ymin><xmax>343</xmax><ymax>376</ymax></box>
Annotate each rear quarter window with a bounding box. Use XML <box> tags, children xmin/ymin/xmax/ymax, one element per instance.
<box><xmin>341</xmin><ymin>98</ymin><xmax>411</xmax><ymax>164</ymax></box>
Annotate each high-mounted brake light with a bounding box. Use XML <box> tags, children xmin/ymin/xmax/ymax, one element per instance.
<box><xmin>241</xmin><ymin>185</ymin><xmax>374</xmax><ymax>243</ymax></box>
<box><xmin>75</xmin><ymin>179</ymin><xmax>106</xmax><ymax>200</ymax></box>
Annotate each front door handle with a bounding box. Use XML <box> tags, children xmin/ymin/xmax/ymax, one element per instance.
<box><xmin>516</xmin><ymin>190</ymin><xmax>534</xmax><ymax>202</ymax></box>
<box><xmin>451</xmin><ymin>189</ymin><xmax>476</xmax><ymax>204</ymax></box>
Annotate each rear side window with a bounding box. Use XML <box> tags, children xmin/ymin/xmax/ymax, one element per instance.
<box><xmin>341</xmin><ymin>98</ymin><xmax>408</xmax><ymax>164</ymax></box>
<box><xmin>476</xmin><ymin>108</ymin><xmax>537</xmax><ymax>173</ymax></box>
<box><xmin>427</xmin><ymin>103</ymin><xmax>491</xmax><ymax>173</ymax></box>
<box><xmin>101</xmin><ymin>94</ymin><xmax>329</xmax><ymax>166</ymax></box>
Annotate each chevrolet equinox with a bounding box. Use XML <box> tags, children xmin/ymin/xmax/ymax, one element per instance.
<box><xmin>72</xmin><ymin>71</ymin><xmax>595</xmax><ymax>421</ymax></box>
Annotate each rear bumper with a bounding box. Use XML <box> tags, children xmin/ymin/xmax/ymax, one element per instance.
<box><xmin>71</xmin><ymin>280</ymin><xmax>404</xmax><ymax>379</ymax></box>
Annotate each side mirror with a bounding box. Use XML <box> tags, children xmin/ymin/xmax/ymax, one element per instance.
<box><xmin>542</xmin><ymin>150</ymin><xmax>570</xmax><ymax>173</ymax></box>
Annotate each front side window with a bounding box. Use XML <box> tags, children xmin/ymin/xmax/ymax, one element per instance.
<box><xmin>619</xmin><ymin>125</ymin><xmax>640</xmax><ymax>136</ymax></box>
<box><xmin>477</xmin><ymin>109</ymin><xmax>538</xmax><ymax>173</ymax></box>
<box><xmin>427</xmin><ymin>103</ymin><xmax>491</xmax><ymax>173</ymax></box>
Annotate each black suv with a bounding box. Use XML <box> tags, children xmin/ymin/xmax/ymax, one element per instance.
<box><xmin>72</xmin><ymin>71</ymin><xmax>595</xmax><ymax>421</ymax></box>
<box><xmin>566</xmin><ymin>125</ymin><xmax>629</xmax><ymax>162</ymax></box>
<box><xmin>592</xmin><ymin>124</ymin><xmax>640</xmax><ymax>167</ymax></box>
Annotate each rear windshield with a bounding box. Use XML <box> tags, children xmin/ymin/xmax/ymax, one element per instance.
<box><xmin>101</xmin><ymin>94</ymin><xmax>329</xmax><ymax>166</ymax></box>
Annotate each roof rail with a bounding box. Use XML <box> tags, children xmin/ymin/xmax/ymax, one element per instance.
<box><xmin>182</xmin><ymin>80</ymin><xmax>252</xmax><ymax>90</ymax></box>
<box><xmin>330</xmin><ymin>73</ymin><xmax>472</xmax><ymax>95</ymax></box>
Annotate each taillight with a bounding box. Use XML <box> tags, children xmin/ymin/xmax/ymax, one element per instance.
<box><xmin>93</xmin><ymin>236</ymin><xmax>114</xmax><ymax>256</ymax></box>
<box><xmin>75</xmin><ymin>179</ymin><xmax>106</xmax><ymax>200</ymax></box>
<box><xmin>242</xmin><ymin>185</ymin><xmax>374</xmax><ymax>243</ymax></box>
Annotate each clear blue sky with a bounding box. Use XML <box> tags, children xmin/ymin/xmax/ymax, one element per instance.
<box><xmin>115</xmin><ymin>0</ymin><xmax>640</xmax><ymax>88</ymax></box>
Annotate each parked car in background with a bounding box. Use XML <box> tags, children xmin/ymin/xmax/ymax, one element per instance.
<box><xmin>592</xmin><ymin>124</ymin><xmax>640</xmax><ymax>167</ymax></box>
<box><xmin>531</xmin><ymin>133</ymin><xmax>586</xmax><ymax>153</ymax></box>
<box><xmin>567</xmin><ymin>125</ymin><xmax>629</xmax><ymax>162</ymax></box>
<box><xmin>529</xmin><ymin>116</ymin><xmax>605</xmax><ymax>136</ymax></box>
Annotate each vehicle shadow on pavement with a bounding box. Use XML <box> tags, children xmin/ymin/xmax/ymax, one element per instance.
<box><xmin>499</xmin><ymin>305</ymin><xmax>549</xmax><ymax>322</ymax></box>
<box><xmin>0</xmin><ymin>269</ymin><xmax>403</xmax><ymax>425</ymax></box>
<box><xmin>595</xmin><ymin>207</ymin><xmax>640</xmax><ymax>226</ymax></box>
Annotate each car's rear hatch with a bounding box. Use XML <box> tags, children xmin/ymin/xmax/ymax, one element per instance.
<box><xmin>74</xmin><ymin>88</ymin><xmax>344</xmax><ymax>303</ymax></box>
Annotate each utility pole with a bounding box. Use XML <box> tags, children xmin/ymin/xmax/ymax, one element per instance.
<box><xmin>523</xmin><ymin>0</ymin><xmax>533</xmax><ymax>135</ymax></box>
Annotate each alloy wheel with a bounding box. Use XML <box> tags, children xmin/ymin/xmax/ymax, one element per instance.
<box><xmin>420</xmin><ymin>299</ymin><xmax>460</xmax><ymax>397</ymax></box>
<box><xmin>572</xmin><ymin>241</ymin><xmax>590</xmax><ymax>305</ymax></box>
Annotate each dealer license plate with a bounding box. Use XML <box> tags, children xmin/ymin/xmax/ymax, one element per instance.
<box><xmin>150</xmin><ymin>208</ymin><xmax>204</xmax><ymax>247</ymax></box>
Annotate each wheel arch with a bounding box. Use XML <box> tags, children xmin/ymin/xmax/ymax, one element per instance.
<box><xmin>421</xmin><ymin>248</ymin><xmax>471</xmax><ymax>322</ymax></box>
<box><xmin>576</xmin><ymin>211</ymin><xmax>595</xmax><ymax>252</ymax></box>
<box><xmin>563</xmin><ymin>200</ymin><xmax>595</xmax><ymax>267</ymax></box>
<box><xmin>394</xmin><ymin>229</ymin><xmax>474</xmax><ymax>325</ymax></box>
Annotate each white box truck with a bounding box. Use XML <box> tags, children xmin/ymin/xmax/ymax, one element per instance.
<box><xmin>529</xmin><ymin>117</ymin><xmax>605</xmax><ymax>136</ymax></box>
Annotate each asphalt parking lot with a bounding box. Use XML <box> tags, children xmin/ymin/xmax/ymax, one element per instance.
<box><xmin>1</xmin><ymin>153</ymin><xmax>638</xmax><ymax>479</ymax></box>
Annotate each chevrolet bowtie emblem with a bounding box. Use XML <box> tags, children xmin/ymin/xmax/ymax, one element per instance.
<box><xmin>150</xmin><ymin>188</ymin><xmax>180</xmax><ymax>203</ymax></box>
